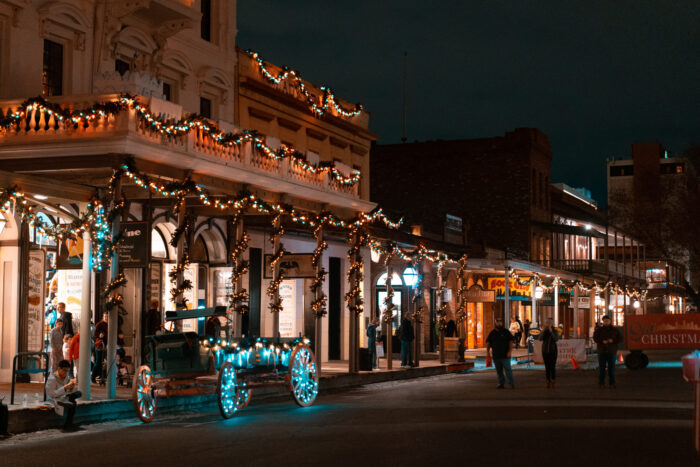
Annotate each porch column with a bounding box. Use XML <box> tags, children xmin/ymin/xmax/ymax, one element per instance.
<box><xmin>437</xmin><ymin>259</ymin><xmax>446</xmax><ymax>364</ymax></box>
<box><xmin>173</xmin><ymin>198</ymin><xmax>188</xmax><ymax>327</ymax></box>
<box><xmin>346</xmin><ymin>226</ymin><xmax>364</xmax><ymax>373</ymax></box>
<box><xmin>572</xmin><ymin>285</ymin><xmax>580</xmax><ymax>338</ymax></box>
<box><xmin>383</xmin><ymin>260</ymin><xmax>394</xmax><ymax>370</ymax></box>
<box><xmin>229</xmin><ymin>213</ymin><xmax>248</xmax><ymax>339</ymax></box>
<box><xmin>311</xmin><ymin>223</ymin><xmax>327</xmax><ymax>374</ymax></box>
<box><xmin>270</xmin><ymin>213</ymin><xmax>284</xmax><ymax>337</ymax></box>
<box><xmin>504</xmin><ymin>266</ymin><xmax>511</xmax><ymax>327</ymax></box>
<box><xmin>554</xmin><ymin>282</ymin><xmax>560</xmax><ymax>330</ymax></box>
<box><xmin>106</xmin><ymin>201</ymin><xmax>121</xmax><ymax>399</ymax></box>
<box><xmin>531</xmin><ymin>280</ymin><xmax>538</xmax><ymax>328</ymax></box>
<box><xmin>590</xmin><ymin>288</ymin><xmax>597</xmax><ymax>336</ymax></box>
<box><xmin>412</xmin><ymin>263</ymin><xmax>424</xmax><ymax>368</ymax></box>
<box><xmin>78</xmin><ymin>229</ymin><xmax>92</xmax><ymax>398</ymax></box>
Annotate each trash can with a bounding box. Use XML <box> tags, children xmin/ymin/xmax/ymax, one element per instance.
<box><xmin>359</xmin><ymin>347</ymin><xmax>373</xmax><ymax>371</ymax></box>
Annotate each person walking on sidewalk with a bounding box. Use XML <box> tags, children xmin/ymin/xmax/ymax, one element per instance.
<box><xmin>92</xmin><ymin>312</ymin><xmax>109</xmax><ymax>383</ymax></box>
<box><xmin>593</xmin><ymin>315</ymin><xmax>621</xmax><ymax>388</ymax></box>
<box><xmin>540</xmin><ymin>318</ymin><xmax>558</xmax><ymax>388</ymax></box>
<box><xmin>46</xmin><ymin>360</ymin><xmax>82</xmax><ymax>432</ymax></box>
<box><xmin>399</xmin><ymin>313</ymin><xmax>414</xmax><ymax>368</ymax></box>
<box><xmin>367</xmin><ymin>317</ymin><xmax>379</xmax><ymax>370</ymax></box>
<box><xmin>69</xmin><ymin>333</ymin><xmax>80</xmax><ymax>378</ymax></box>
<box><xmin>486</xmin><ymin>317</ymin><xmax>515</xmax><ymax>389</ymax></box>
<box><xmin>49</xmin><ymin>318</ymin><xmax>64</xmax><ymax>371</ymax></box>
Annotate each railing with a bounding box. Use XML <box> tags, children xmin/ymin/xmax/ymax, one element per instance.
<box><xmin>0</xmin><ymin>95</ymin><xmax>359</xmax><ymax>199</ymax></box>
<box><xmin>539</xmin><ymin>259</ymin><xmax>644</xmax><ymax>280</ymax></box>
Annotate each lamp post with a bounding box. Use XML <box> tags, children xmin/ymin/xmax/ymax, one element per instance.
<box><xmin>534</xmin><ymin>286</ymin><xmax>543</xmax><ymax>327</ymax></box>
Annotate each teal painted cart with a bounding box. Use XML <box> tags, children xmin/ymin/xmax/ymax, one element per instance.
<box><xmin>132</xmin><ymin>307</ymin><xmax>319</xmax><ymax>423</ymax></box>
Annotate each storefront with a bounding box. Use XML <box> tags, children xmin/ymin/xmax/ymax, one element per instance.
<box><xmin>462</xmin><ymin>283</ymin><xmax>495</xmax><ymax>349</ymax></box>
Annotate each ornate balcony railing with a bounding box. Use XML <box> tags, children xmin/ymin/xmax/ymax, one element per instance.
<box><xmin>0</xmin><ymin>94</ymin><xmax>360</xmax><ymax>201</ymax></box>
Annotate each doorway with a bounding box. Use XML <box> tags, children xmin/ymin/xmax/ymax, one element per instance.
<box><xmin>328</xmin><ymin>257</ymin><xmax>341</xmax><ymax>360</ymax></box>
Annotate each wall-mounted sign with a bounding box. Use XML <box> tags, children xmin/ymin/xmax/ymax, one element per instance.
<box><xmin>118</xmin><ymin>222</ymin><xmax>149</xmax><ymax>268</ymax></box>
<box><xmin>27</xmin><ymin>250</ymin><xmax>45</xmax><ymax>352</ymax></box>
<box><xmin>264</xmin><ymin>253</ymin><xmax>315</xmax><ymax>279</ymax></box>
<box><xmin>56</xmin><ymin>231</ymin><xmax>83</xmax><ymax>269</ymax></box>
<box><xmin>542</xmin><ymin>292</ymin><xmax>570</xmax><ymax>306</ymax></box>
<box><xmin>445</xmin><ymin>214</ymin><xmax>463</xmax><ymax>232</ymax></box>
<box><xmin>577</xmin><ymin>296</ymin><xmax>590</xmax><ymax>309</ymax></box>
<box><xmin>278</xmin><ymin>280</ymin><xmax>297</xmax><ymax>338</ymax></box>
<box><xmin>464</xmin><ymin>285</ymin><xmax>496</xmax><ymax>303</ymax></box>
<box><xmin>487</xmin><ymin>277</ymin><xmax>532</xmax><ymax>298</ymax></box>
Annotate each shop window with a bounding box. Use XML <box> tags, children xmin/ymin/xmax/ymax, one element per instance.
<box><xmin>200</xmin><ymin>97</ymin><xmax>212</xmax><ymax>119</ymax></box>
<box><xmin>115</xmin><ymin>59</ymin><xmax>130</xmax><ymax>76</ymax></box>
<box><xmin>162</xmin><ymin>82</ymin><xmax>172</xmax><ymax>102</ymax></box>
<box><xmin>200</xmin><ymin>0</ymin><xmax>211</xmax><ymax>42</ymax></box>
<box><xmin>190</xmin><ymin>235</ymin><xmax>208</xmax><ymax>262</ymax></box>
<box><xmin>42</xmin><ymin>39</ymin><xmax>63</xmax><ymax>96</ymax></box>
<box><xmin>151</xmin><ymin>228</ymin><xmax>168</xmax><ymax>259</ymax></box>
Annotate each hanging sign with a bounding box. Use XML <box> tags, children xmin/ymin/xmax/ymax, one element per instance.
<box><xmin>464</xmin><ymin>285</ymin><xmax>496</xmax><ymax>303</ymax></box>
<box><xmin>577</xmin><ymin>296</ymin><xmax>590</xmax><ymax>309</ymax></box>
<box><xmin>278</xmin><ymin>280</ymin><xmax>297</xmax><ymax>337</ymax></box>
<box><xmin>264</xmin><ymin>253</ymin><xmax>315</xmax><ymax>278</ymax></box>
<box><xmin>56</xmin><ymin>232</ymin><xmax>83</xmax><ymax>269</ymax></box>
<box><xmin>118</xmin><ymin>222</ymin><xmax>149</xmax><ymax>267</ymax></box>
<box><xmin>27</xmin><ymin>250</ymin><xmax>46</xmax><ymax>352</ymax></box>
<box><xmin>626</xmin><ymin>314</ymin><xmax>700</xmax><ymax>349</ymax></box>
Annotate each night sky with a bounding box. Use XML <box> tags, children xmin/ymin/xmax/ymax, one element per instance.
<box><xmin>237</xmin><ymin>1</ymin><xmax>700</xmax><ymax>206</ymax></box>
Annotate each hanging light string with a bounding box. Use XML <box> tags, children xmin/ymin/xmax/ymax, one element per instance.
<box><xmin>310</xmin><ymin>215</ymin><xmax>330</xmax><ymax>317</ymax></box>
<box><xmin>455</xmin><ymin>255</ymin><xmax>469</xmax><ymax>325</ymax></box>
<box><xmin>229</xmin><ymin>210</ymin><xmax>250</xmax><ymax>315</ymax></box>
<box><xmin>381</xmin><ymin>245</ymin><xmax>396</xmax><ymax>325</ymax></box>
<box><xmin>508</xmin><ymin>269</ymin><xmax>647</xmax><ymax>299</ymax></box>
<box><xmin>1</xmin><ymin>95</ymin><xmax>361</xmax><ymax>186</ymax></box>
<box><xmin>410</xmin><ymin>261</ymin><xmax>425</xmax><ymax>324</ymax></box>
<box><xmin>245</xmin><ymin>49</ymin><xmax>363</xmax><ymax>118</ymax></box>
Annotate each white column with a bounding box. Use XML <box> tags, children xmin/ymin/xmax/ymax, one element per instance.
<box><xmin>531</xmin><ymin>281</ymin><xmax>538</xmax><ymax>328</ymax></box>
<box><xmin>573</xmin><ymin>285</ymin><xmax>580</xmax><ymax>338</ymax></box>
<box><xmin>554</xmin><ymin>283</ymin><xmax>559</xmax><ymax>327</ymax></box>
<box><xmin>78</xmin><ymin>229</ymin><xmax>92</xmax><ymax>398</ymax></box>
<box><xmin>504</xmin><ymin>267</ymin><xmax>510</xmax><ymax>327</ymax></box>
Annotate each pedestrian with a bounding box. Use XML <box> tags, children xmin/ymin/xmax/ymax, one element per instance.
<box><xmin>445</xmin><ymin>319</ymin><xmax>457</xmax><ymax>338</ymax></box>
<box><xmin>61</xmin><ymin>310</ymin><xmax>74</xmax><ymax>337</ymax></box>
<box><xmin>593</xmin><ymin>315</ymin><xmax>621</xmax><ymax>388</ymax></box>
<box><xmin>92</xmin><ymin>312</ymin><xmax>108</xmax><ymax>383</ymax></box>
<box><xmin>49</xmin><ymin>319</ymin><xmax>64</xmax><ymax>371</ymax></box>
<box><xmin>62</xmin><ymin>333</ymin><xmax>72</xmax><ymax>374</ymax></box>
<box><xmin>399</xmin><ymin>313</ymin><xmax>414</xmax><ymax>368</ymax></box>
<box><xmin>69</xmin><ymin>333</ymin><xmax>80</xmax><ymax>379</ymax></box>
<box><xmin>367</xmin><ymin>317</ymin><xmax>379</xmax><ymax>370</ymax></box>
<box><xmin>146</xmin><ymin>300</ymin><xmax>161</xmax><ymax>336</ymax></box>
<box><xmin>509</xmin><ymin>319</ymin><xmax>521</xmax><ymax>349</ymax></box>
<box><xmin>523</xmin><ymin>318</ymin><xmax>531</xmax><ymax>346</ymax></box>
<box><xmin>46</xmin><ymin>359</ymin><xmax>82</xmax><ymax>432</ymax></box>
<box><xmin>539</xmin><ymin>318</ymin><xmax>558</xmax><ymax>388</ymax></box>
<box><xmin>486</xmin><ymin>317</ymin><xmax>515</xmax><ymax>389</ymax></box>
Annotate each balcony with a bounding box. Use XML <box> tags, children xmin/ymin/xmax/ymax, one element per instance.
<box><xmin>0</xmin><ymin>95</ymin><xmax>369</xmax><ymax>211</ymax></box>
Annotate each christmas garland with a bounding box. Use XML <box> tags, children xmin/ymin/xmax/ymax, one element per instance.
<box><xmin>245</xmin><ymin>49</ymin><xmax>363</xmax><ymax>118</ymax></box>
<box><xmin>229</xmin><ymin>212</ymin><xmax>250</xmax><ymax>314</ymax></box>
<box><xmin>455</xmin><ymin>255</ymin><xmax>468</xmax><ymax>325</ymax></box>
<box><xmin>268</xmin><ymin>213</ymin><xmax>285</xmax><ymax>314</ymax></box>
<box><xmin>345</xmin><ymin>221</ymin><xmax>368</xmax><ymax>315</ymax></box>
<box><xmin>310</xmin><ymin>219</ymin><xmax>329</xmax><ymax>317</ymax></box>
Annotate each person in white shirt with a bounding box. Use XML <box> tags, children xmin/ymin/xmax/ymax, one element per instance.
<box><xmin>46</xmin><ymin>360</ymin><xmax>82</xmax><ymax>431</ymax></box>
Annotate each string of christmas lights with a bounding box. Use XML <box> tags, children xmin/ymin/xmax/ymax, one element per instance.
<box><xmin>268</xmin><ymin>213</ymin><xmax>285</xmax><ymax>314</ymax></box>
<box><xmin>245</xmin><ymin>49</ymin><xmax>363</xmax><ymax>118</ymax></box>
<box><xmin>310</xmin><ymin>218</ymin><xmax>329</xmax><ymax>317</ymax></box>
<box><xmin>229</xmin><ymin>213</ymin><xmax>250</xmax><ymax>314</ymax></box>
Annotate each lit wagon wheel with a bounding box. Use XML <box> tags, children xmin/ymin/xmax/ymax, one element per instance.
<box><xmin>132</xmin><ymin>365</ymin><xmax>157</xmax><ymax>423</ymax></box>
<box><xmin>217</xmin><ymin>361</ymin><xmax>239</xmax><ymax>419</ymax></box>
<box><xmin>235</xmin><ymin>385</ymin><xmax>252</xmax><ymax>410</ymax></box>
<box><xmin>287</xmin><ymin>344</ymin><xmax>319</xmax><ymax>407</ymax></box>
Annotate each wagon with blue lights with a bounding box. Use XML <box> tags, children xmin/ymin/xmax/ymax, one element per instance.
<box><xmin>132</xmin><ymin>306</ymin><xmax>319</xmax><ymax>423</ymax></box>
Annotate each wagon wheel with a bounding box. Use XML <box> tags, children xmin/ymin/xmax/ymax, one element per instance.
<box><xmin>132</xmin><ymin>365</ymin><xmax>157</xmax><ymax>423</ymax></box>
<box><xmin>287</xmin><ymin>344</ymin><xmax>319</xmax><ymax>407</ymax></box>
<box><xmin>235</xmin><ymin>385</ymin><xmax>252</xmax><ymax>409</ymax></box>
<box><xmin>217</xmin><ymin>361</ymin><xmax>238</xmax><ymax>419</ymax></box>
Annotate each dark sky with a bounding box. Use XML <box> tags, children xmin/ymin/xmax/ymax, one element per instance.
<box><xmin>237</xmin><ymin>1</ymin><xmax>700</xmax><ymax>206</ymax></box>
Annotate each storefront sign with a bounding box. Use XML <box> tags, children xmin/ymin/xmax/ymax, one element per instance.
<box><xmin>541</xmin><ymin>293</ymin><xmax>570</xmax><ymax>307</ymax></box>
<box><xmin>487</xmin><ymin>277</ymin><xmax>532</xmax><ymax>298</ymax></box>
<box><xmin>464</xmin><ymin>285</ymin><xmax>496</xmax><ymax>303</ymax></box>
<box><xmin>278</xmin><ymin>280</ymin><xmax>297</xmax><ymax>337</ymax></box>
<box><xmin>56</xmin><ymin>269</ymin><xmax>83</xmax><ymax>315</ymax></box>
<box><xmin>56</xmin><ymin>233</ymin><xmax>83</xmax><ymax>269</ymax></box>
<box><xmin>533</xmin><ymin>338</ymin><xmax>586</xmax><ymax>364</ymax></box>
<box><xmin>27</xmin><ymin>250</ymin><xmax>45</xmax><ymax>352</ymax></box>
<box><xmin>445</xmin><ymin>214</ymin><xmax>463</xmax><ymax>232</ymax></box>
<box><xmin>264</xmin><ymin>254</ymin><xmax>315</xmax><ymax>278</ymax></box>
<box><xmin>118</xmin><ymin>222</ymin><xmax>149</xmax><ymax>268</ymax></box>
<box><xmin>150</xmin><ymin>262</ymin><xmax>161</xmax><ymax>307</ymax></box>
<box><xmin>577</xmin><ymin>296</ymin><xmax>590</xmax><ymax>309</ymax></box>
<box><xmin>626</xmin><ymin>314</ymin><xmax>700</xmax><ymax>349</ymax></box>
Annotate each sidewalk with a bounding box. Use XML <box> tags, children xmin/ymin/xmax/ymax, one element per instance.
<box><xmin>1</xmin><ymin>356</ymin><xmax>474</xmax><ymax>434</ymax></box>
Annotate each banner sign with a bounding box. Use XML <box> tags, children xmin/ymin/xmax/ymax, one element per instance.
<box><xmin>27</xmin><ymin>250</ymin><xmax>45</xmax><ymax>352</ymax></box>
<box><xmin>56</xmin><ymin>232</ymin><xmax>83</xmax><ymax>269</ymax></box>
<box><xmin>118</xmin><ymin>222</ymin><xmax>149</xmax><ymax>267</ymax></box>
<box><xmin>541</xmin><ymin>292</ymin><xmax>570</xmax><ymax>307</ymax></box>
<box><xmin>487</xmin><ymin>277</ymin><xmax>532</xmax><ymax>298</ymax></box>
<box><xmin>626</xmin><ymin>314</ymin><xmax>700</xmax><ymax>349</ymax></box>
<box><xmin>264</xmin><ymin>253</ymin><xmax>315</xmax><ymax>278</ymax></box>
<box><xmin>577</xmin><ymin>296</ymin><xmax>590</xmax><ymax>309</ymax></box>
<box><xmin>533</xmin><ymin>338</ymin><xmax>586</xmax><ymax>364</ymax></box>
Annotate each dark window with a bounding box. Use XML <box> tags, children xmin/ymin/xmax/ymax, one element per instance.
<box><xmin>115</xmin><ymin>59</ymin><xmax>130</xmax><ymax>76</ymax></box>
<box><xmin>42</xmin><ymin>39</ymin><xmax>63</xmax><ymax>97</ymax></box>
<box><xmin>538</xmin><ymin>172</ymin><xmax>543</xmax><ymax>208</ymax></box>
<box><xmin>199</xmin><ymin>97</ymin><xmax>212</xmax><ymax>118</ymax></box>
<box><xmin>162</xmin><ymin>82</ymin><xmax>172</xmax><ymax>101</ymax></box>
<box><xmin>201</xmin><ymin>0</ymin><xmax>211</xmax><ymax>41</ymax></box>
<box><xmin>532</xmin><ymin>168</ymin><xmax>537</xmax><ymax>205</ymax></box>
<box><xmin>544</xmin><ymin>176</ymin><xmax>549</xmax><ymax>210</ymax></box>
<box><xmin>610</xmin><ymin>165</ymin><xmax>633</xmax><ymax>177</ymax></box>
<box><xmin>660</xmin><ymin>162</ymin><xmax>684</xmax><ymax>174</ymax></box>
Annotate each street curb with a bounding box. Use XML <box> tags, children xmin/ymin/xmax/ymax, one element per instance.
<box><xmin>7</xmin><ymin>362</ymin><xmax>472</xmax><ymax>434</ymax></box>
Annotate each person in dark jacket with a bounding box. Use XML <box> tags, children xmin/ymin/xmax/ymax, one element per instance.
<box><xmin>445</xmin><ymin>319</ymin><xmax>457</xmax><ymax>338</ymax></box>
<box><xmin>593</xmin><ymin>315</ymin><xmax>622</xmax><ymax>388</ymax></box>
<box><xmin>367</xmin><ymin>317</ymin><xmax>379</xmax><ymax>369</ymax></box>
<box><xmin>486</xmin><ymin>318</ymin><xmax>515</xmax><ymax>389</ymax></box>
<box><xmin>539</xmin><ymin>318</ymin><xmax>558</xmax><ymax>388</ymax></box>
<box><xmin>399</xmin><ymin>314</ymin><xmax>414</xmax><ymax>368</ymax></box>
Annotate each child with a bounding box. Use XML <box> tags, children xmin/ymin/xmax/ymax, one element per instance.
<box><xmin>62</xmin><ymin>334</ymin><xmax>72</xmax><ymax>362</ymax></box>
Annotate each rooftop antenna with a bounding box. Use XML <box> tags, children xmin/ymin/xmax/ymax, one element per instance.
<box><xmin>401</xmin><ymin>51</ymin><xmax>407</xmax><ymax>143</ymax></box>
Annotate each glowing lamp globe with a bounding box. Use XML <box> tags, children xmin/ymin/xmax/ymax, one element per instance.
<box><xmin>534</xmin><ymin>286</ymin><xmax>544</xmax><ymax>300</ymax></box>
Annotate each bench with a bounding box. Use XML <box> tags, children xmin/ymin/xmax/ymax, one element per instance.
<box><xmin>11</xmin><ymin>352</ymin><xmax>49</xmax><ymax>405</ymax></box>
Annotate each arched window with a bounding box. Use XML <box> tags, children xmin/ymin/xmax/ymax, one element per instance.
<box><xmin>402</xmin><ymin>267</ymin><xmax>419</xmax><ymax>287</ymax></box>
<box><xmin>376</xmin><ymin>272</ymin><xmax>402</xmax><ymax>287</ymax></box>
<box><xmin>151</xmin><ymin>228</ymin><xmax>168</xmax><ymax>259</ymax></box>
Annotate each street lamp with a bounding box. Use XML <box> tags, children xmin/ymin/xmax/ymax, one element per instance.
<box><xmin>669</xmin><ymin>304</ymin><xmax>675</xmax><ymax>313</ymax></box>
<box><xmin>633</xmin><ymin>300</ymin><xmax>640</xmax><ymax>309</ymax></box>
<box><xmin>535</xmin><ymin>286</ymin><xmax>544</xmax><ymax>300</ymax></box>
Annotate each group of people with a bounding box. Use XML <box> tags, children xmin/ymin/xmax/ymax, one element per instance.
<box><xmin>486</xmin><ymin>314</ymin><xmax>621</xmax><ymax>390</ymax></box>
<box><xmin>366</xmin><ymin>313</ymin><xmax>416</xmax><ymax>370</ymax></box>
<box><xmin>508</xmin><ymin>316</ymin><xmax>531</xmax><ymax>349</ymax></box>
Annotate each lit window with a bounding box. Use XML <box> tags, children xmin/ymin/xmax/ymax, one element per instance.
<box><xmin>376</xmin><ymin>272</ymin><xmax>402</xmax><ymax>287</ymax></box>
<box><xmin>42</xmin><ymin>39</ymin><xmax>63</xmax><ymax>96</ymax></box>
<box><xmin>402</xmin><ymin>267</ymin><xmax>419</xmax><ymax>287</ymax></box>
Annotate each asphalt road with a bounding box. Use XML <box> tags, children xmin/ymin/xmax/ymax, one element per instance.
<box><xmin>1</xmin><ymin>360</ymin><xmax>697</xmax><ymax>467</ymax></box>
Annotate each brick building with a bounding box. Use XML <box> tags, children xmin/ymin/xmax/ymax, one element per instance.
<box><xmin>371</xmin><ymin>128</ymin><xmax>552</xmax><ymax>260</ymax></box>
